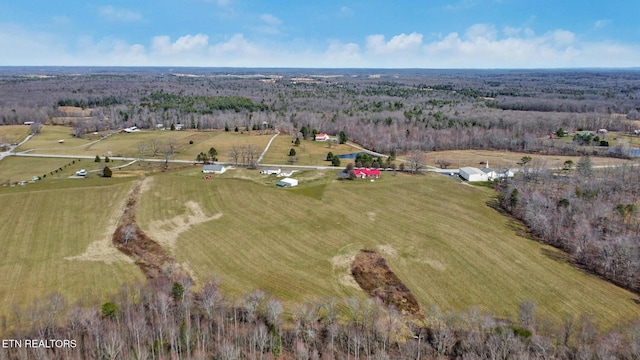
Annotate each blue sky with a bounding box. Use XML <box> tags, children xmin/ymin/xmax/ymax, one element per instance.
<box><xmin>1</xmin><ymin>0</ymin><xmax>639</xmax><ymax>68</ymax></box>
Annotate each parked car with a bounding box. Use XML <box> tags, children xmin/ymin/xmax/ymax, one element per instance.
<box><xmin>76</xmin><ymin>169</ymin><xmax>87</xmax><ymax>176</ymax></box>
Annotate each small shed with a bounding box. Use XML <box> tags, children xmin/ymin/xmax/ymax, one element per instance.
<box><xmin>276</xmin><ymin>178</ymin><xmax>298</xmax><ymax>187</ymax></box>
<box><xmin>202</xmin><ymin>165</ymin><xmax>226</xmax><ymax>174</ymax></box>
<box><xmin>459</xmin><ymin>167</ymin><xmax>489</xmax><ymax>182</ymax></box>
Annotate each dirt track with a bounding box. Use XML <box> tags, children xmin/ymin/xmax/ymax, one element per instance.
<box><xmin>112</xmin><ymin>179</ymin><xmax>192</xmax><ymax>285</ymax></box>
<box><xmin>351</xmin><ymin>250</ymin><xmax>421</xmax><ymax>317</ymax></box>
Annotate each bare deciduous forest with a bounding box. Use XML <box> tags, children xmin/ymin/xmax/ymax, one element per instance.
<box><xmin>5</xmin><ymin>278</ymin><xmax>640</xmax><ymax>359</ymax></box>
<box><xmin>1</xmin><ymin>68</ymin><xmax>639</xmax><ymax>155</ymax></box>
<box><xmin>2</xmin><ymin>67</ymin><xmax>640</xmax><ymax>358</ymax></box>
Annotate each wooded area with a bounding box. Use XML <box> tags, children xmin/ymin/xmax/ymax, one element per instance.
<box><xmin>1</xmin><ymin>68</ymin><xmax>639</xmax><ymax>156</ymax></box>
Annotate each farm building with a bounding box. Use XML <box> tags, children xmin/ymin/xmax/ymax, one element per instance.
<box><xmin>354</xmin><ymin>168</ymin><xmax>381</xmax><ymax>179</ymax></box>
<box><xmin>260</xmin><ymin>168</ymin><xmax>281</xmax><ymax>175</ymax></box>
<box><xmin>315</xmin><ymin>133</ymin><xmax>330</xmax><ymax>141</ymax></box>
<box><xmin>276</xmin><ymin>178</ymin><xmax>298</xmax><ymax>187</ymax></box>
<box><xmin>202</xmin><ymin>165</ymin><xmax>227</xmax><ymax>174</ymax></box>
<box><xmin>459</xmin><ymin>167</ymin><xmax>489</xmax><ymax>182</ymax></box>
<box><xmin>481</xmin><ymin>167</ymin><xmax>514</xmax><ymax>180</ymax></box>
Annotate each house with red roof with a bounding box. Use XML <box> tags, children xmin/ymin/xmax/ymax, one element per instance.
<box><xmin>353</xmin><ymin>168</ymin><xmax>381</xmax><ymax>179</ymax></box>
<box><xmin>315</xmin><ymin>133</ymin><xmax>330</xmax><ymax>141</ymax></box>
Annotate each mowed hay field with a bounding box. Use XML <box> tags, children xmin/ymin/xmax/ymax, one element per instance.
<box><xmin>136</xmin><ymin>169</ymin><xmax>640</xmax><ymax>326</ymax></box>
<box><xmin>0</xmin><ymin>125</ymin><xmax>31</xmax><ymax>144</ymax></box>
<box><xmin>428</xmin><ymin>149</ymin><xmax>635</xmax><ymax>169</ymax></box>
<box><xmin>260</xmin><ymin>135</ymin><xmax>355</xmax><ymax>166</ymax></box>
<box><xmin>24</xmin><ymin>126</ymin><xmax>275</xmax><ymax>162</ymax></box>
<box><xmin>0</xmin><ymin>179</ymin><xmax>144</xmax><ymax>319</ymax></box>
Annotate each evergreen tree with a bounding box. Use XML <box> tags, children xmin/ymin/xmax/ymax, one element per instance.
<box><xmin>208</xmin><ymin>147</ymin><xmax>218</xmax><ymax>161</ymax></box>
<box><xmin>339</xmin><ymin>130</ymin><xmax>348</xmax><ymax>144</ymax></box>
<box><xmin>326</xmin><ymin>152</ymin><xmax>334</xmax><ymax>161</ymax></box>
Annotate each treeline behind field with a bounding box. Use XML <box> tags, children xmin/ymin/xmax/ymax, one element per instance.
<box><xmin>4</xmin><ymin>278</ymin><xmax>640</xmax><ymax>359</ymax></box>
<box><xmin>1</xmin><ymin>69</ymin><xmax>639</xmax><ymax>156</ymax></box>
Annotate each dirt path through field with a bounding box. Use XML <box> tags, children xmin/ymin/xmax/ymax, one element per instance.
<box><xmin>351</xmin><ymin>250</ymin><xmax>422</xmax><ymax>317</ymax></box>
<box><xmin>112</xmin><ymin>177</ymin><xmax>193</xmax><ymax>284</ymax></box>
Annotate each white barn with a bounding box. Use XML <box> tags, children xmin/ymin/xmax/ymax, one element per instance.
<box><xmin>276</xmin><ymin>178</ymin><xmax>298</xmax><ymax>187</ymax></box>
<box><xmin>459</xmin><ymin>167</ymin><xmax>489</xmax><ymax>182</ymax></box>
<box><xmin>202</xmin><ymin>165</ymin><xmax>227</xmax><ymax>174</ymax></box>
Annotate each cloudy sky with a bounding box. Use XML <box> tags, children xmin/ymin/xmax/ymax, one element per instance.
<box><xmin>1</xmin><ymin>0</ymin><xmax>639</xmax><ymax>68</ymax></box>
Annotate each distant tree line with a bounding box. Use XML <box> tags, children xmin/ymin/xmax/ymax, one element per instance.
<box><xmin>1</xmin><ymin>70</ymin><xmax>640</xmax><ymax>158</ymax></box>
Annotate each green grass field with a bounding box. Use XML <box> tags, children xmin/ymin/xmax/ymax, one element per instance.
<box><xmin>22</xmin><ymin>126</ymin><xmax>275</xmax><ymax>162</ymax></box>
<box><xmin>2</xmin><ymin>124</ymin><xmax>640</xmax><ymax>328</ymax></box>
<box><xmin>0</xmin><ymin>156</ymin><xmax>135</xmax><ymax>185</ymax></box>
<box><xmin>0</xmin><ymin>178</ymin><xmax>144</xmax><ymax>318</ymax></box>
<box><xmin>260</xmin><ymin>134</ymin><xmax>356</xmax><ymax>166</ymax></box>
<box><xmin>135</xmin><ymin>169</ymin><xmax>640</xmax><ymax>327</ymax></box>
<box><xmin>0</xmin><ymin>125</ymin><xmax>31</xmax><ymax>144</ymax></box>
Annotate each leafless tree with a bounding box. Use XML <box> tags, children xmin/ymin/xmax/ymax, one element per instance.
<box><xmin>148</xmin><ymin>138</ymin><xmax>162</xmax><ymax>157</ymax></box>
<box><xmin>137</xmin><ymin>141</ymin><xmax>148</xmax><ymax>160</ymax></box>
<box><xmin>120</xmin><ymin>224</ymin><xmax>137</xmax><ymax>244</ymax></box>
<box><xmin>229</xmin><ymin>145</ymin><xmax>240</xmax><ymax>166</ymax></box>
<box><xmin>163</xmin><ymin>140</ymin><xmax>177</xmax><ymax>167</ymax></box>
<box><xmin>407</xmin><ymin>150</ymin><xmax>426</xmax><ymax>174</ymax></box>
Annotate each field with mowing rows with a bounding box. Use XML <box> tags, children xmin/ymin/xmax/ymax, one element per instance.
<box><xmin>259</xmin><ymin>134</ymin><xmax>357</xmax><ymax>166</ymax></box>
<box><xmin>2</xmin><ymin>125</ymin><xmax>640</xmax><ymax>328</ymax></box>
<box><xmin>21</xmin><ymin>126</ymin><xmax>275</xmax><ymax>162</ymax></box>
<box><xmin>135</xmin><ymin>168</ymin><xmax>640</xmax><ymax>327</ymax></box>
<box><xmin>0</xmin><ymin>125</ymin><xmax>31</xmax><ymax>144</ymax></box>
<box><xmin>0</xmin><ymin>178</ymin><xmax>144</xmax><ymax>319</ymax></box>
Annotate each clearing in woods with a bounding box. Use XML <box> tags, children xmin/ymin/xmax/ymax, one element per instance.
<box><xmin>133</xmin><ymin>168</ymin><xmax>640</xmax><ymax>327</ymax></box>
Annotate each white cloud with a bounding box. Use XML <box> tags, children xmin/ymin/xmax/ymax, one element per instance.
<box><xmin>1</xmin><ymin>22</ymin><xmax>640</xmax><ymax>68</ymax></box>
<box><xmin>595</xmin><ymin>19</ymin><xmax>611</xmax><ymax>28</ymax></box>
<box><xmin>98</xmin><ymin>6</ymin><xmax>142</xmax><ymax>22</ymax></box>
<box><xmin>366</xmin><ymin>32</ymin><xmax>423</xmax><ymax>55</ymax></box>
<box><xmin>323</xmin><ymin>41</ymin><xmax>361</xmax><ymax>66</ymax></box>
<box><xmin>152</xmin><ymin>34</ymin><xmax>209</xmax><ymax>56</ymax></box>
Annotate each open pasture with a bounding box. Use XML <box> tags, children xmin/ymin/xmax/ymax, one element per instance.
<box><xmin>136</xmin><ymin>169</ymin><xmax>640</xmax><ymax>327</ymax></box>
<box><xmin>260</xmin><ymin>134</ymin><xmax>356</xmax><ymax>166</ymax></box>
<box><xmin>0</xmin><ymin>179</ymin><xmax>144</xmax><ymax>318</ymax></box>
<box><xmin>0</xmin><ymin>125</ymin><xmax>31</xmax><ymax>144</ymax></box>
<box><xmin>427</xmin><ymin>149</ymin><xmax>635</xmax><ymax>169</ymax></box>
<box><xmin>24</xmin><ymin>127</ymin><xmax>275</xmax><ymax>162</ymax></box>
<box><xmin>0</xmin><ymin>156</ymin><xmax>82</xmax><ymax>184</ymax></box>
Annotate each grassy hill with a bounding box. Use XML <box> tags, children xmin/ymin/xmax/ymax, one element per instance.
<box><xmin>135</xmin><ymin>168</ymin><xmax>640</xmax><ymax>326</ymax></box>
<box><xmin>0</xmin><ymin>179</ymin><xmax>145</xmax><ymax>318</ymax></box>
<box><xmin>2</xmin><ymin>125</ymin><xmax>639</xmax><ymax>327</ymax></box>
